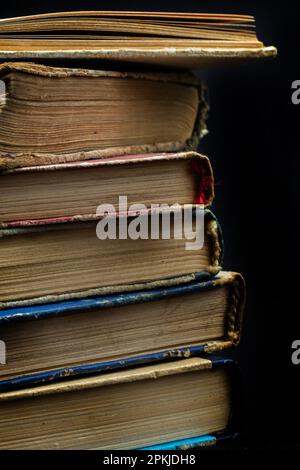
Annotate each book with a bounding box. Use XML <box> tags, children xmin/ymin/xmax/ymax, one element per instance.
<box><xmin>0</xmin><ymin>151</ymin><xmax>213</xmax><ymax>226</ymax></box>
<box><xmin>0</xmin><ymin>271</ymin><xmax>244</xmax><ymax>390</ymax></box>
<box><xmin>0</xmin><ymin>209</ymin><xmax>223</xmax><ymax>309</ymax></box>
<box><xmin>0</xmin><ymin>357</ymin><xmax>237</xmax><ymax>450</ymax></box>
<box><xmin>0</xmin><ymin>11</ymin><xmax>277</xmax><ymax>67</ymax></box>
<box><xmin>0</xmin><ymin>62</ymin><xmax>207</xmax><ymax>169</ymax></box>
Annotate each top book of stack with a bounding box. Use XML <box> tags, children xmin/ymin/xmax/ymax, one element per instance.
<box><xmin>0</xmin><ymin>11</ymin><xmax>277</xmax><ymax>67</ymax></box>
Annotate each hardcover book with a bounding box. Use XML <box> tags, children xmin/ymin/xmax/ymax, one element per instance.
<box><xmin>0</xmin><ymin>357</ymin><xmax>238</xmax><ymax>450</ymax></box>
<box><xmin>0</xmin><ymin>11</ymin><xmax>277</xmax><ymax>67</ymax></box>
<box><xmin>0</xmin><ymin>271</ymin><xmax>245</xmax><ymax>390</ymax></box>
<box><xmin>0</xmin><ymin>62</ymin><xmax>207</xmax><ymax>169</ymax></box>
<box><xmin>0</xmin><ymin>151</ymin><xmax>213</xmax><ymax>226</ymax></box>
<box><xmin>0</xmin><ymin>209</ymin><xmax>223</xmax><ymax>309</ymax></box>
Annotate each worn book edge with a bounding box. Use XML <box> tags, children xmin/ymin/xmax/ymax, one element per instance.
<box><xmin>0</xmin><ymin>45</ymin><xmax>277</xmax><ymax>65</ymax></box>
<box><xmin>0</xmin><ymin>342</ymin><xmax>231</xmax><ymax>391</ymax></box>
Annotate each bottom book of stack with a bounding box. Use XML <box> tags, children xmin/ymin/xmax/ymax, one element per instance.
<box><xmin>0</xmin><ymin>271</ymin><xmax>244</xmax><ymax>449</ymax></box>
<box><xmin>0</xmin><ymin>357</ymin><xmax>239</xmax><ymax>450</ymax></box>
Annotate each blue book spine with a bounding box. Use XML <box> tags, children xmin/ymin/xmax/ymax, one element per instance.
<box><xmin>139</xmin><ymin>435</ymin><xmax>217</xmax><ymax>450</ymax></box>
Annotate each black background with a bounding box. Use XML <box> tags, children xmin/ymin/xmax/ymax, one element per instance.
<box><xmin>1</xmin><ymin>0</ymin><xmax>299</xmax><ymax>451</ymax></box>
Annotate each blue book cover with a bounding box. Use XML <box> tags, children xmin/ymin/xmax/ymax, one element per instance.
<box><xmin>139</xmin><ymin>432</ymin><xmax>237</xmax><ymax>450</ymax></box>
<box><xmin>140</xmin><ymin>435</ymin><xmax>218</xmax><ymax>450</ymax></box>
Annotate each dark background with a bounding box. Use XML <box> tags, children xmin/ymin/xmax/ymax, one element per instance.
<box><xmin>1</xmin><ymin>0</ymin><xmax>299</xmax><ymax>450</ymax></box>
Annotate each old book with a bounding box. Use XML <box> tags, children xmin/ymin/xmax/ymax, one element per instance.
<box><xmin>0</xmin><ymin>62</ymin><xmax>207</xmax><ymax>169</ymax></box>
<box><xmin>0</xmin><ymin>271</ymin><xmax>244</xmax><ymax>390</ymax></box>
<box><xmin>0</xmin><ymin>11</ymin><xmax>277</xmax><ymax>67</ymax></box>
<box><xmin>0</xmin><ymin>357</ymin><xmax>237</xmax><ymax>450</ymax></box>
<box><xmin>0</xmin><ymin>151</ymin><xmax>213</xmax><ymax>226</ymax></box>
<box><xmin>0</xmin><ymin>209</ymin><xmax>222</xmax><ymax>309</ymax></box>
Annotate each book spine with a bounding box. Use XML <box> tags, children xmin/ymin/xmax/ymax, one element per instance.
<box><xmin>186</xmin><ymin>80</ymin><xmax>209</xmax><ymax>150</ymax></box>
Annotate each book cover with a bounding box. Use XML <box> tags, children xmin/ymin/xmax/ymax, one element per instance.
<box><xmin>139</xmin><ymin>433</ymin><xmax>237</xmax><ymax>450</ymax></box>
<box><xmin>139</xmin><ymin>435</ymin><xmax>218</xmax><ymax>450</ymax></box>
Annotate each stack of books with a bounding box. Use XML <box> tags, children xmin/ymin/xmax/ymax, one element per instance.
<box><xmin>0</xmin><ymin>11</ymin><xmax>275</xmax><ymax>450</ymax></box>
